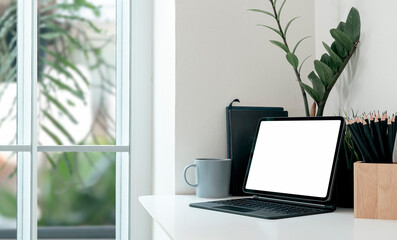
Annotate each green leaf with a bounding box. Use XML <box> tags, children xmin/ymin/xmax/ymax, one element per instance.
<box><xmin>40</xmin><ymin>14</ymin><xmax>101</xmax><ymax>33</ymax></box>
<box><xmin>247</xmin><ymin>9</ymin><xmax>275</xmax><ymax>18</ymax></box>
<box><xmin>320</xmin><ymin>53</ymin><xmax>331</xmax><ymax>66</ymax></box>
<box><xmin>67</xmin><ymin>100</ymin><xmax>76</xmax><ymax>107</ymax></box>
<box><xmin>314</xmin><ymin>60</ymin><xmax>334</xmax><ymax>86</ymax></box>
<box><xmin>0</xmin><ymin>4</ymin><xmax>16</xmax><ymax>25</ymax></box>
<box><xmin>337</xmin><ymin>22</ymin><xmax>346</xmax><ymax>31</ymax></box>
<box><xmin>322</xmin><ymin>42</ymin><xmax>343</xmax><ymax>68</ymax></box>
<box><xmin>40</xmin><ymin>23</ymin><xmax>84</xmax><ymax>49</ymax></box>
<box><xmin>0</xmin><ymin>188</ymin><xmax>17</xmax><ymax>218</ymax></box>
<box><xmin>41</xmin><ymin>58</ymin><xmax>73</xmax><ymax>79</ymax></box>
<box><xmin>0</xmin><ymin>16</ymin><xmax>16</xmax><ymax>39</ymax></box>
<box><xmin>257</xmin><ymin>24</ymin><xmax>283</xmax><ymax>38</ymax></box>
<box><xmin>43</xmin><ymin>110</ymin><xmax>76</xmax><ymax>144</ymax></box>
<box><xmin>41</xmin><ymin>91</ymin><xmax>78</xmax><ymax>124</ymax></box>
<box><xmin>0</xmin><ymin>6</ymin><xmax>17</xmax><ymax>36</ymax></box>
<box><xmin>6</xmin><ymin>34</ymin><xmax>17</xmax><ymax>50</ymax></box>
<box><xmin>284</xmin><ymin>17</ymin><xmax>300</xmax><ymax>37</ymax></box>
<box><xmin>270</xmin><ymin>40</ymin><xmax>289</xmax><ymax>53</ymax></box>
<box><xmin>40</xmin><ymin>58</ymin><xmax>86</xmax><ymax>98</ymax></box>
<box><xmin>286</xmin><ymin>52</ymin><xmax>299</xmax><ymax>69</ymax></box>
<box><xmin>328</xmin><ymin>58</ymin><xmax>338</xmax><ymax>73</ymax></box>
<box><xmin>330</xmin><ymin>29</ymin><xmax>353</xmax><ymax>52</ymax></box>
<box><xmin>308</xmin><ymin>71</ymin><xmax>320</xmax><ymax>83</ymax></box>
<box><xmin>0</xmin><ymin>50</ymin><xmax>16</xmax><ymax>75</ymax></box>
<box><xmin>277</xmin><ymin>0</ymin><xmax>287</xmax><ymax>21</ymax></box>
<box><xmin>43</xmin><ymin>74</ymin><xmax>85</xmax><ymax>101</ymax></box>
<box><xmin>43</xmin><ymin>152</ymin><xmax>57</xmax><ymax>169</ymax></box>
<box><xmin>41</xmin><ymin>125</ymin><xmax>63</xmax><ymax>145</ymax></box>
<box><xmin>293</xmin><ymin>36</ymin><xmax>310</xmax><ymax>54</ymax></box>
<box><xmin>61</xmin><ymin>153</ymin><xmax>74</xmax><ymax>175</ymax></box>
<box><xmin>39</xmin><ymin>32</ymin><xmax>64</xmax><ymax>40</ymax></box>
<box><xmin>331</xmin><ymin>42</ymin><xmax>348</xmax><ymax>59</ymax></box>
<box><xmin>337</xmin><ymin>22</ymin><xmax>356</xmax><ymax>45</ymax></box>
<box><xmin>73</xmin><ymin>0</ymin><xmax>101</xmax><ymax>17</ymax></box>
<box><xmin>308</xmin><ymin>71</ymin><xmax>325</xmax><ymax>98</ymax></box>
<box><xmin>43</xmin><ymin>49</ymin><xmax>89</xmax><ymax>86</ymax></box>
<box><xmin>345</xmin><ymin>7</ymin><xmax>361</xmax><ymax>42</ymax></box>
<box><xmin>299</xmin><ymin>82</ymin><xmax>321</xmax><ymax>103</ymax></box>
<box><xmin>298</xmin><ymin>55</ymin><xmax>311</xmax><ymax>74</ymax></box>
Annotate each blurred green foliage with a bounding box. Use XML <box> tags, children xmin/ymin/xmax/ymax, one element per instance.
<box><xmin>38</xmin><ymin>151</ymin><xmax>115</xmax><ymax>226</ymax></box>
<box><xmin>0</xmin><ymin>150</ymin><xmax>115</xmax><ymax>226</ymax></box>
<box><xmin>0</xmin><ymin>0</ymin><xmax>116</xmax><ymax>226</ymax></box>
<box><xmin>0</xmin><ymin>0</ymin><xmax>115</xmax><ymax>146</ymax></box>
<box><xmin>0</xmin><ymin>187</ymin><xmax>17</xmax><ymax>218</ymax></box>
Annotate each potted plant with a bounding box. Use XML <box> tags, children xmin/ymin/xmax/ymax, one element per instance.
<box><xmin>249</xmin><ymin>1</ymin><xmax>360</xmax><ymax>117</ymax></box>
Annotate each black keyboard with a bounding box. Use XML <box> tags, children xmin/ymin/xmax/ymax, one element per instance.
<box><xmin>210</xmin><ymin>198</ymin><xmax>322</xmax><ymax>215</ymax></box>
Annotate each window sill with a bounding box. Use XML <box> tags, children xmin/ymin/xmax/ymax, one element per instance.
<box><xmin>0</xmin><ymin>226</ymin><xmax>115</xmax><ymax>239</ymax></box>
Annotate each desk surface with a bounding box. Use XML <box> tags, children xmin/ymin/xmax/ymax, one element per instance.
<box><xmin>139</xmin><ymin>195</ymin><xmax>397</xmax><ymax>240</ymax></box>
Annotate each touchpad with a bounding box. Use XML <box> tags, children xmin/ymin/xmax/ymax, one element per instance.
<box><xmin>215</xmin><ymin>206</ymin><xmax>256</xmax><ymax>212</ymax></box>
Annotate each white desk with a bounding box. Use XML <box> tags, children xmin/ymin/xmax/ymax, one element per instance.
<box><xmin>139</xmin><ymin>195</ymin><xmax>397</xmax><ymax>240</ymax></box>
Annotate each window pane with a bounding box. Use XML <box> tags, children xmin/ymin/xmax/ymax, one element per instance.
<box><xmin>0</xmin><ymin>152</ymin><xmax>17</xmax><ymax>231</ymax></box>
<box><xmin>38</xmin><ymin>151</ymin><xmax>115</xmax><ymax>227</ymax></box>
<box><xmin>0</xmin><ymin>1</ymin><xmax>17</xmax><ymax>145</ymax></box>
<box><xmin>38</xmin><ymin>0</ymin><xmax>116</xmax><ymax>145</ymax></box>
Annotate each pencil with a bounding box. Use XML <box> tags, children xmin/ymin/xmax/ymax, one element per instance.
<box><xmin>358</xmin><ymin>118</ymin><xmax>376</xmax><ymax>161</ymax></box>
<box><xmin>374</xmin><ymin>117</ymin><xmax>386</xmax><ymax>162</ymax></box>
<box><xmin>354</xmin><ymin>118</ymin><xmax>367</xmax><ymax>148</ymax></box>
<box><xmin>387</xmin><ymin>118</ymin><xmax>393</xmax><ymax>163</ymax></box>
<box><xmin>363</xmin><ymin>119</ymin><xmax>379</xmax><ymax>161</ymax></box>
<box><xmin>381</xmin><ymin>113</ymin><xmax>388</xmax><ymax>154</ymax></box>
<box><xmin>347</xmin><ymin>122</ymin><xmax>369</xmax><ymax>163</ymax></box>
<box><xmin>368</xmin><ymin>113</ymin><xmax>374</xmax><ymax>139</ymax></box>
<box><xmin>363</xmin><ymin>113</ymin><xmax>369</xmax><ymax>124</ymax></box>
<box><xmin>391</xmin><ymin>117</ymin><xmax>394</xmax><ymax>162</ymax></box>
<box><xmin>392</xmin><ymin>115</ymin><xmax>396</xmax><ymax>149</ymax></box>
<box><xmin>369</xmin><ymin>114</ymin><xmax>381</xmax><ymax>158</ymax></box>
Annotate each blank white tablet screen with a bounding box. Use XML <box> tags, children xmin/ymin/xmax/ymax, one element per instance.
<box><xmin>245</xmin><ymin>120</ymin><xmax>341</xmax><ymax>198</ymax></box>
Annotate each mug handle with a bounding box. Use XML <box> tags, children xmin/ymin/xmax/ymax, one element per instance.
<box><xmin>183</xmin><ymin>164</ymin><xmax>198</xmax><ymax>187</ymax></box>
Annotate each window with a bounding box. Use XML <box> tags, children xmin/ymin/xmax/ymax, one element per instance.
<box><xmin>0</xmin><ymin>0</ymin><xmax>152</xmax><ymax>239</ymax></box>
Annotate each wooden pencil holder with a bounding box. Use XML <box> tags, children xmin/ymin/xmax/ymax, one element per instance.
<box><xmin>354</xmin><ymin>161</ymin><xmax>397</xmax><ymax>220</ymax></box>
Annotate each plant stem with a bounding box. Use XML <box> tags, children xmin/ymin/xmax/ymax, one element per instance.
<box><xmin>269</xmin><ymin>0</ymin><xmax>310</xmax><ymax>117</ymax></box>
<box><xmin>316</xmin><ymin>41</ymin><xmax>359</xmax><ymax>116</ymax></box>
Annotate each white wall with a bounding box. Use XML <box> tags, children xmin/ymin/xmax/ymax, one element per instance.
<box><xmin>316</xmin><ymin>0</ymin><xmax>397</xmax><ymax>116</ymax></box>
<box><xmin>175</xmin><ymin>0</ymin><xmax>315</xmax><ymax>194</ymax></box>
<box><xmin>153</xmin><ymin>0</ymin><xmax>176</xmax><ymax>197</ymax></box>
<box><xmin>153</xmin><ymin>0</ymin><xmax>175</xmax><ymax>239</ymax></box>
<box><xmin>130</xmin><ymin>0</ymin><xmax>153</xmax><ymax>239</ymax></box>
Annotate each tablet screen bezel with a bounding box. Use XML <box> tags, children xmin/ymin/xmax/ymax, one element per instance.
<box><xmin>242</xmin><ymin>116</ymin><xmax>345</xmax><ymax>204</ymax></box>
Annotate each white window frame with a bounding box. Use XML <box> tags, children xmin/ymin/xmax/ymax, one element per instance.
<box><xmin>0</xmin><ymin>0</ymin><xmax>153</xmax><ymax>239</ymax></box>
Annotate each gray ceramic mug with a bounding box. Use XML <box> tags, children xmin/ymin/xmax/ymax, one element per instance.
<box><xmin>183</xmin><ymin>158</ymin><xmax>232</xmax><ymax>198</ymax></box>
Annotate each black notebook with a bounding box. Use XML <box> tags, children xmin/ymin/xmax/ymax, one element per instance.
<box><xmin>226</xmin><ymin>100</ymin><xmax>288</xmax><ymax>195</ymax></box>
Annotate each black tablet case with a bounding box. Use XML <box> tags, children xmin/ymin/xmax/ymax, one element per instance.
<box><xmin>226</xmin><ymin>100</ymin><xmax>288</xmax><ymax>195</ymax></box>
